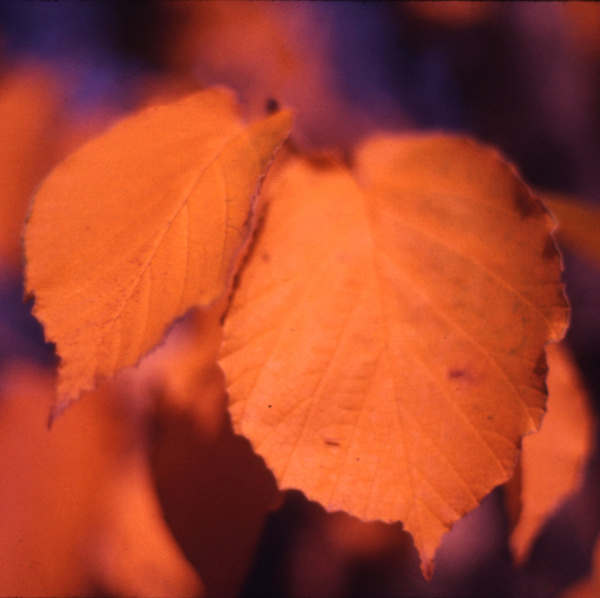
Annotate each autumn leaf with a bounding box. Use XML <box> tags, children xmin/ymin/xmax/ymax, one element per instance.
<box><xmin>219</xmin><ymin>136</ymin><xmax>569</xmax><ymax>577</ymax></box>
<box><xmin>24</xmin><ymin>88</ymin><xmax>292</xmax><ymax>418</ymax></box>
<box><xmin>506</xmin><ymin>342</ymin><xmax>594</xmax><ymax>563</ymax></box>
<box><xmin>88</xmin><ymin>447</ymin><xmax>205</xmax><ymax>598</ymax></box>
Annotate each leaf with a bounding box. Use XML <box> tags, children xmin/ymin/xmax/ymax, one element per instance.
<box><xmin>0</xmin><ymin>362</ymin><xmax>203</xmax><ymax>598</ymax></box>
<box><xmin>506</xmin><ymin>342</ymin><xmax>594</xmax><ymax>563</ymax></box>
<box><xmin>0</xmin><ymin>363</ymin><xmax>101</xmax><ymax>597</ymax></box>
<box><xmin>24</xmin><ymin>88</ymin><xmax>292</xmax><ymax>418</ymax></box>
<box><xmin>89</xmin><ymin>448</ymin><xmax>205</xmax><ymax>598</ymax></box>
<box><xmin>219</xmin><ymin>135</ymin><xmax>569</xmax><ymax>577</ymax></box>
<box><xmin>539</xmin><ymin>191</ymin><xmax>600</xmax><ymax>269</ymax></box>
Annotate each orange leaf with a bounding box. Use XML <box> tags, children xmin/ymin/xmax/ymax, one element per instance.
<box><xmin>220</xmin><ymin>136</ymin><xmax>568</xmax><ymax>577</ymax></box>
<box><xmin>24</xmin><ymin>88</ymin><xmax>292</xmax><ymax>418</ymax></box>
<box><xmin>88</xmin><ymin>447</ymin><xmax>205</xmax><ymax>598</ymax></box>
<box><xmin>0</xmin><ymin>362</ymin><xmax>202</xmax><ymax>598</ymax></box>
<box><xmin>507</xmin><ymin>342</ymin><xmax>594</xmax><ymax>563</ymax></box>
<box><xmin>564</xmin><ymin>2</ymin><xmax>600</xmax><ymax>59</ymax></box>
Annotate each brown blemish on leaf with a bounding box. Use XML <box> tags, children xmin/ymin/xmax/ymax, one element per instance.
<box><xmin>447</xmin><ymin>368</ymin><xmax>469</xmax><ymax>380</ymax></box>
<box><xmin>534</xmin><ymin>350</ymin><xmax>549</xmax><ymax>379</ymax></box>
<box><xmin>514</xmin><ymin>187</ymin><xmax>546</xmax><ymax>220</ymax></box>
<box><xmin>324</xmin><ymin>439</ymin><xmax>341</xmax><ymax>447</ymax></box>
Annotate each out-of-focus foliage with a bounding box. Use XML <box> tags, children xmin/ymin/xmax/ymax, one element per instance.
<box><xmin>0</xmin><ymin>2</ymin><xmax>599</xmax><ymax>597</ymax></box>
<box><xmin>506</xmin><ymin>343</ymin><xmax>595</xmax><ymax>562</ymax></box>
<box><xmin>0</xmin><ymin>362</ymin><xmax>203</xmax><ymax>598</ymax></box>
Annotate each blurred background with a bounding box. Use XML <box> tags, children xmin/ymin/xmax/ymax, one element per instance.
<box><xmin>0</xmin><ymin>2</ymin><xmax>599</xmax><ymax>597</ymax></box>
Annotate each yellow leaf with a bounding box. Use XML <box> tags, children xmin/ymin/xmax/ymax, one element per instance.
<box><xmin>507</xmin><ymin>342</ymin><xmax>594</xmax><ymax>563</ymax></box>
<box><xmin>24</xmin><ymin>88</ymin><xmax>292</xmax><ymax>418</ymax></box>
<box><xmin>220</xmin><ymin>136</ymin><xmax>568</xmax><ymax>577</ymax></box>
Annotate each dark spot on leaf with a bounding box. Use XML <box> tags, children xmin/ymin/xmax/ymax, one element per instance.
<box><xmin>514</xmin><ymin>190</ymin><xmax>534</xmax><ymax>218</ymax></box>
<box><xmin>325</xmin><ymin>439</ymin><xmax>341</xmax><ymax>447</ymax></box>
<box><xmin>265</xmin><ymin>98</ymin><xmax>280</xmax><ymax>114</ymax></box>
<box><xmin>260</xmin><ymin>252</ymin><xmax>271</xmax><ymax>263</ymax></box>
<box><xmin>514</xmin><ymin>188</ymin><xmax>545</xmax><ymax>219</ymax></box>
<box><xmin>268</xmin><ymin>405</ymin><xmax>272</xmax><ymax>408</ymax></box>
<box><xmin>448</xmin><ymin>368</ymin><xmax>468</xmax><ymax>380</ymax></box>
<box><xmin>534</xmin><ymin>350</ymin><xmax>548</xmax><ymax>378</ymax></box>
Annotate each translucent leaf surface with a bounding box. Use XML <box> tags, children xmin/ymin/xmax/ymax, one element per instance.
<box><xmin>220</xmin><ymin>136</ymin><xmax>568</xmax><ymax>576</ymax></box>
<box><xmin>24</xmin><ymin>88</ymin><xmax>292</xmax><ymax>417</ymax></box>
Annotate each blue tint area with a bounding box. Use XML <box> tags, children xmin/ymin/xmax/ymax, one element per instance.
<box><xmin>0</xmin><ymin>0</ymin><xmax>147</xmax><ymax>114</ymax></box>
<box><xmin>311</xmin><ymin>2</ymin><xmax>466</xmax><ymax>131</ymax></box>
<box><xmin>408</xmin><ymin>45</ymin><xmax>467</xmax><ymax>129</ymax></box>
<box><xmin>0</xmin><ymin>1</ymin><xmax>116</xmax><ymax>58</ymax></box>
<box><xmin>0</xmin><ymin>1</ymin><xmax>466</xmax><ymax>129</ymax></box>
<box><xmin>0</xmin><ymin>275</ymin><xmax>56</xmax><ymax>368</ymax></box>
